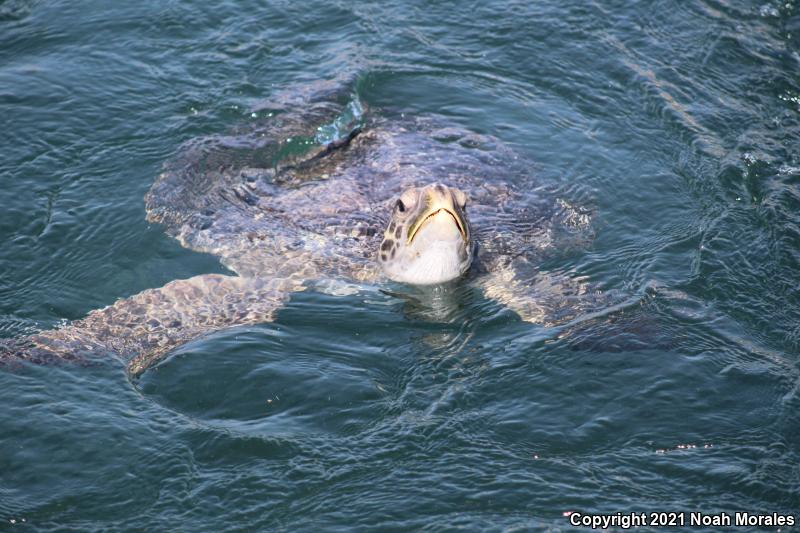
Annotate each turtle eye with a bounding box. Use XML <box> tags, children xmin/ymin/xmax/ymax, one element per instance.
<box><xmin>395</xmin><ymin>199</ymin><xmax>406</xmax><ymax>213</ymax></box>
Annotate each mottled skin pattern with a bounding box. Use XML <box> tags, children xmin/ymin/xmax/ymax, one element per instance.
<box><xmin>1</xmin><ymin>82</ymin><xmax>597</xmax><ymax>375</ymax></box>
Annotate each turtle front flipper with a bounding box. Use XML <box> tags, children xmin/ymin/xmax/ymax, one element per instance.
<box><xmin>2</xmin><ymin>274</ymin><xmax>304</xmax><ymax>377</ymax></box>
<box><xmin>475</xmin><ymin>257</ymin><xmax>599</xmax><ymax>326</ymax></box>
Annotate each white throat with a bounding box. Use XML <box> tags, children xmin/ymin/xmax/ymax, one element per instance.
<box><xmin>392</xmin><ymin>240</ymin><xmax>468</xmax><ymax>285</ymax></box>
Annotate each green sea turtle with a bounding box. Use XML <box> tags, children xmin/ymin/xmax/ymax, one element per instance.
<box><xmin>2</xmin><ymin>81</ymin><xmax>598</xmax><ymax>376</ymax></box>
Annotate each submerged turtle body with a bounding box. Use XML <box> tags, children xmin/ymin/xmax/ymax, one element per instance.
<box><xmin>3</xmin><ymin>82</ymin><xmax>597</xmax><ymax>375</ymax></box>
<box><xmin>145</xmin><ymin>102</ymin><xmax>547</xmax><ymax>283</ymax></box>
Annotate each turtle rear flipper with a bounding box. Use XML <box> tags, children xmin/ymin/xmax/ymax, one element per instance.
<box><xmin>3</xmin><ymin>274</ymin><xmax>304</xmax><ymax>377</ymax></box>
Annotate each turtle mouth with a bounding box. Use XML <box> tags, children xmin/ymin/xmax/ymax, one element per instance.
<box><xmin>407</xmin><ymin>207</ymin><xmax>467</xmax><ymax>244</ymax></box>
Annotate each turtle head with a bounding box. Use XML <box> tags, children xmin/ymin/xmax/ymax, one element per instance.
<box><xmin>378</xmin><ymin>183</ymin><xmax>472</xmax><ymax>285</ymax></box>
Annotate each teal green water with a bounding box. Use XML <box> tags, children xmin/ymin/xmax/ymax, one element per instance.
<box><xmin>1</xmin><ymin>0</ymin><xmax>799</xmax><ymax>530</ymax></box>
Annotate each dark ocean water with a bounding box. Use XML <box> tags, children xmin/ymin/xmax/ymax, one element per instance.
<box><xmin>1</xmin><ymin>0</ymin><xmax>799</xmax><ymax>530</ymax></box>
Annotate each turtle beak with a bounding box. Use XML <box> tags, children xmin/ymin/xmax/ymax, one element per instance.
<box><xmin>406</xmin><ymin>185</ymin><xmax>468</xmax><ymax>245</ymax></box>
